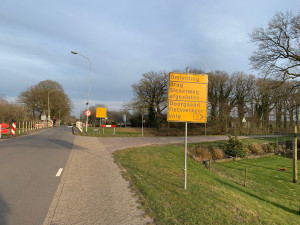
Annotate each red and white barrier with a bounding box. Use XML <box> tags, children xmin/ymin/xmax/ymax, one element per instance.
<box><xmin>11</xmin><ymin>122</ymin><xmax>16</xmax><ymax>135</ymax></box>
<box><xmin>0</xmin><ymin>123</ymin><xmax>10</xmax><ymax>136</ymax></box>
<box><xmin>100</xmin><ymin>125</ymin><xmax>116</xmax><ymax>135</ymax></box>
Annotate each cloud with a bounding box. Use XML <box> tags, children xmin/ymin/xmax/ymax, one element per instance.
<box><xmin>1</xmin><ymin>0</ymin><xmax>300</xmax><ymax>116</ymax></box>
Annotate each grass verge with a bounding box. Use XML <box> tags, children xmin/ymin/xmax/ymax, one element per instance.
<box><xmin>113</xmin><ymin>143</ymin><xmax>300</xmax><ymax>225</ymax></box>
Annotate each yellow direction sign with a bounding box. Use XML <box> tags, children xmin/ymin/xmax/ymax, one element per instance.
<box><xmin>96</xmin><ymin>107</ymin><xmax>107</xmax><ymax>118</ymax></box>
<box><xmin>168</xmin><ymin>73</ymin><xmax>208</xmax><ymax>123</ymax></box>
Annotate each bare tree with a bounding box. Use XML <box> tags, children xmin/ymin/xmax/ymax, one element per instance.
<box><xmin>0</xmin><ymin>96</ymin><xmax>29</xmax><ymax>123</ymax></box>
<box><xmin>232</xmin><ymin>72</ymin><xmax>255</xmax><ymax>131</ymax></box>
<box><xmin>208</xmin><ymin>71</ymin><xmax>236</xmax><ymax>133</ymax></box>
<box><xmin>250</xmin><ymin>11</ymin><xmax>300</xmax><ymax>83</ymax></box>
<box><xmin>17</xmin><ymin>80</ymin><xmax>72</xmax><ymax>120</ymax></box>
<box><xmin>128</xmin><ymin>71</ymin><xmax>168</xmax><ymax>128</ymax></box>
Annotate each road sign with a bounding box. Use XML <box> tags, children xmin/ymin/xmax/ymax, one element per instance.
<box><xmin>85</xmin><ymin>110</ymin><xmax>91</xmax><ymax>117</ymax></box>
<box><xmin>0</xmin><ymin>123</ymin><xmax>9</xmax><ymax>135</ymax></box>
<box><xmin>167</xmin><ymin>73</ymin><xmax>208</xmax><ymax>123</ymax></box>
<box><xmin>1</xmin><ymin>129</ymin><xmax>9</xmax><ymax>134</ymax></box>
<box><xmin>96</xmin><ymin>108</ymin><xmax>107</xmax><ymax>118</ymax></box>
<box><xmin>0</xmin><ymin>123</ymin><xmax>9</xmax><ymax>128</ymax></box>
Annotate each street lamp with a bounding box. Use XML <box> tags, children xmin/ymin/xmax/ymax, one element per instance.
<box><xmin>48</xmin><ymin>90</ymin><xmax>56</xmax><ymax>127</ymax></box>
<box><xmin>71</xmin><ymin>51</ymin><xmax>92</xmax><ymax>132</ymax></box>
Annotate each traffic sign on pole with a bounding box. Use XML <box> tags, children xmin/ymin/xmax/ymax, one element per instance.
<box><xmin>84</xmin><ymin>110</ymin><xmax>91</xmax><ymax>117</ymax></box>
<box><xmin>96</xmin><ymin>108</ymin><xmax>106</xmax><ymax>118</ymax></box>
<box><xmin>167</xmin><ymin>71</ymin><xmax>208</xmax><ymax>190</ymax></box>
<box><xmin>167</xmin><ymin>73</ymin><xmax>208</xmax><ymax>123</ymax></box>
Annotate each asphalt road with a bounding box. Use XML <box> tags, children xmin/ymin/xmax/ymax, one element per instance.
<box><xmin>0</xmin><ymin>127</ymin><xmax>74</xmax><ymax>225</ymax></box>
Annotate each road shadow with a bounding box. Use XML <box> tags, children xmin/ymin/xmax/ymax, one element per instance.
<box><xmin>0</xmin><ymin>193</ymin><xmax>8</xmax><ymax>225</ymax></box>
<box><xmin>47</xmin><ymin>139</ymin><xmax>86</xmax><ymax>151</ymax></box>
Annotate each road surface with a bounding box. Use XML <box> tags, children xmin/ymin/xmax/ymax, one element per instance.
<box><xmin>0</xmin><ymin>127</ymin><xmax>74</xmax><ymax>225</ymax></box>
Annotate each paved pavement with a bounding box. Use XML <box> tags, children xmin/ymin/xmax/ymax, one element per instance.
<box><xmin>43</xmin><ymin>136</ymin><xmax>154</xmax><ymax>225</ymax></box>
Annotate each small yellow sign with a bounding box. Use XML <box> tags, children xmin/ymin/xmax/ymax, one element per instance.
<box><xmin>168</xmin><ymin>73</ymin><xmax>208</xmax><ymax>123</ymax></box>
<box><xmin>96</xmin><ymin>108</ymin><xmax>107</xmax><ymax>118</ymax></box>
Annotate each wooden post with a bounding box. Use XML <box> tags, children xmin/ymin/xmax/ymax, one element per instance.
<box><xmin>293</xmin><ymin>126</ymin><xmax>298</xmax><ymax>183</ymax></box>
<box><xmin>244</xmin><ymin>168</ymin><xmax>248</xmax><ymax>187</ymax></box>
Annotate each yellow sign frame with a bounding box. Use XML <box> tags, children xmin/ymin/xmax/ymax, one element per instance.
<box><xmin>96</xmin><ymin>107</ymin><xmax>107</xmax><ymax>118</ymax></box>
<box><xmin>167</xmin><ymin>73</ymin><xmax>208</xmax><ymax>123</ymax></box>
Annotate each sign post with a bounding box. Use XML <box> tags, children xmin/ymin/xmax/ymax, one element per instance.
<box><xmin>96</xmin><ymin>108</ymin><xmax>107</xmax><ymax>134</ymax></box>
<box><xmin>168</xmin><ymin>70</ymin><xmax>208</xmax><ymax>190</ymax></box>
<box><xmin>84</xmin><ymin>110</ymin><xmax>91</xmax><ymax>117</ymax></box>
<box><xmin>96</xmin><ymin>108</ymin><xmax>107</xmax><ymax>118</ymax></box>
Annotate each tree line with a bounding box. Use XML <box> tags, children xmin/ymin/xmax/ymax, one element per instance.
<box><xmin>0</xmin><ymin>80</ymin><xmax>74</xmax><ymax>124</ymax></box>
<box><xmin>126</xmin><ymin>11</ymin><xmax>300</xmax><ymax>134</ymax></box>
<box><xmin>125</xmin><ymin>70</ymin><xmax>300</xmax><ymax>134</ymax></box>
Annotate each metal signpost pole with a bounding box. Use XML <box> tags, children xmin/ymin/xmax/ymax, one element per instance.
<box><xmin>184</xmin><ymin>67</ymin><xmax>190</xmax><ymax>190</ymax></box>
<box><xmin>142</xmin><ymin>113</ymin><xmax>144</xmax><ymax>137</ymax></box>
<box><xmin>184</xmin><ymin>122</ymin><xmax>187</xmax><ymax>190</ymax></box>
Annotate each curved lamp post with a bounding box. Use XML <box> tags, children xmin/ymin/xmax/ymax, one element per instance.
<box><xmin>71</xmin><ymin>51</ymin><xmax>91</xmax><ymax>132</ymax></box>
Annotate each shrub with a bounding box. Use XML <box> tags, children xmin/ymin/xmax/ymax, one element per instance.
<box><xmin>278</xmin><ymin>145</ymin><xmax>284</xmax><ymax>152</ymax></box>
<box><xmin>200</xmin><ymin>147</ymin><xmax>211</xmax><ymax>160</ymax></box>
<box><xmin>224</xmin><ymin>135</ymin><xmax>247</xmax><ymax>158</ymax></box>
<box><xmin>267</xmin><ymin>142</ymin><xmax>278</xmax><ymax>152</ymax></box>
<box><xmin>210</xmin><ymin>146</ymin><xmax>224</xmax><ymax>160</ymax></box>
<box><xmin>188</xmin><ymin>146</ymin><xmax>211</xmax><ymax>161</ymax></box>
<box><xmin>248</xmin><ymin>143</ymin><xmax>264</xmax><ymax>155</ymax></box>
<box><xmin>262</xmin><ymin>143</ymin><xmax>275</xmax><ymax>153</ymax></box>
<box><xmin>187</xmin><ymin>146</ymin><xmax>201</xmax><ymax>162</ymax></box>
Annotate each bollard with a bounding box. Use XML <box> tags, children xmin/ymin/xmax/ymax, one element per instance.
<box><xmin>11</xmin><ymin>122</ymin><xmax>16</xmax><ymax>135</ymax></box>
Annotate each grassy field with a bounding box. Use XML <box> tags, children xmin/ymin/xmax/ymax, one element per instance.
<box><xmin>113</xmin><ymin>142</ymin><xmax>300</xmax><ymax>225</ymax></box>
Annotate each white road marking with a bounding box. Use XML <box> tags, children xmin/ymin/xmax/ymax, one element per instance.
<box><xmin>56</xmin><ymin>168</ymin><xmax>63</xmax><ymax>177</ymax></box>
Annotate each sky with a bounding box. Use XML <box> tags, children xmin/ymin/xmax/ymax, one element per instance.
<box><xmin>1</xmin><ymin>0</ymin><xmax>299</xmax><ymax>117</ymax></box>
